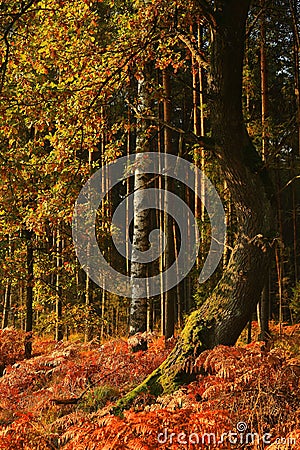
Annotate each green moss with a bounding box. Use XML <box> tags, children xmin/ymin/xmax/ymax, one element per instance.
<box><xmin>111</xmin><ymin>316</ymin><xmax>211</xmax><ymax>416</ymax></box>
<box><xmin>180</xmin><ymin>312</ymin><xmax>207</xmax><ymax>354</ymax></box>
<box><xmin>158</xmin><ymin>361</ymin><xmax>185</xmax><ymax>394</ymax></box>
<box><xmin>112</xmin><ymin>367</ymin><xmax>163</xmax><ymax>415</ymax></box>
<box><xmin>110</xmin><ymin>307</ymin><xmax>216</xmax><ymax>416</ymax></box>
<box><xmin>78</xmin><ymin>385</ymin><xmax>119</xmax><ymax>413</ymax></box>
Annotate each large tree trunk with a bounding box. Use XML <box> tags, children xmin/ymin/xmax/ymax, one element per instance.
<box><xmin>114</xmin><ymin>0</ymin><xmax>275</xmax><ymax>412</ymax></box>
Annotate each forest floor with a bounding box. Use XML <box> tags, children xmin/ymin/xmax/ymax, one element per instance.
<box><xmin>0</xmin><ymin>323</ymin><xmax>299</xmax><ymax>449</ymax></box>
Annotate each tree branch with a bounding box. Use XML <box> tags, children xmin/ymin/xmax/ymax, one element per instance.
<box><xmin>125</xmin><ymin>99</ymin><xmax>215</xmax><ymax>150</ymax></box>
<box><xmin>194</xmin><ymin>0</ymin><xmax>218</xmax><ymax>29</ymax></box>
<box><xmin>0</xmin><ymin>0</ymin><xmax>40</xmax><ymax>94</ymax></box>
<box><xmin>276</xmin><ymin>175</ymin><xmax>300</xmax><ymax>195</ymax></box>
<box><xmin>177</xmin><ymin>31</ymin><xmax>210</xmax><ymax>70</ymax></box>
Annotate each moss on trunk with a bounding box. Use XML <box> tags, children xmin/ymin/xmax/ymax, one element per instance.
<box><xmin>112</xmin><ymin>310</ymin><xmax>210</xmax><ymax>414</ymax></box>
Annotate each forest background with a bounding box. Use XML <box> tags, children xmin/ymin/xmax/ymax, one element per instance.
<box><xmin>0</xmin><ymin>0</ymin><xmax>299</xmax><ymax>448</ymax></box>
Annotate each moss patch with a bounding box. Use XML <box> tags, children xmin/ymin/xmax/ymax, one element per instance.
<box><xmin>112</xmin><ymin>313</ymin><xmax>211</xmax><ymax>415</ymax></box>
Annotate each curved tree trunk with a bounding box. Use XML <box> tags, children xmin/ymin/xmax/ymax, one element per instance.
<box><xmin>114</xmin><ymin>0</ymin><xmax>276</xmax><ymax>413</ymax></box>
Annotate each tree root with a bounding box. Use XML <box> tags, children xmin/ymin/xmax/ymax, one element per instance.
<box><xmin>112</xmin><ymin>310</ymin><xmax>209</xmax><ymax>415</ymax></box>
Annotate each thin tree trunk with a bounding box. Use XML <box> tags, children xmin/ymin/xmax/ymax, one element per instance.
<box><xmin>289</xmin><ymin>0</ymin><xmax>299</xmax><ymax>283</ymax></box>
<box><xmin>84</xmin><ymin>150</ymin><xmax>93</xmax><ymax>342</ymax></box>
<box><xmin>289</xmin><ymin>0</ymin><xmax>300</xmax><ymax>156</ymax></box>
<box><xmin>245</xmin><ymin>35</ymin><xmax>251</xmax><ymax>117</ymax></box>
<box><xmin>247</xmin><ymin>316</ymin><xmax>252</xmax><ymax>344</ymax></box>
<box><xmin>25</xmin><ymin>230</ymin><xmax>34</xmax><ymax>358</ymax></box>
<box><xmin>254</xmin><ymin>0</ymin><xmax>270</xmax><ymax>341</ymax></box>
<box><xmin>275</xmin><ymin>244</ymin><xmax>283</xmax><ymax>337</ymax></box>
<box><xmin>130</xmin><ymin>72</ymin><xmax>150</xmax><ymax>336</ymax></box>
<box><xmin>173</xmin><ymin>221</ymin><xmax>181</xmax><ymax>327</ymax></box>
<box><xmin>259</xmin><ymin>280</ymin><xmax>270</xmax><ymax>340</ymax></box>
<box><xmin>100</xmin><ymin>125</ymin><xmax>107</xmax><ymax>340</ymax></box>
<box><xmin>2</xmin><ymin>282</ymin><xmax>11</xmax><ymax>329</ymax></box>
<box><xmin>276</xmin><ymin>162</ymin><xmax>284</xmax><ymax>334</ymax></box>
<box><xmin>2</xmin><ymin>234</ymin><xmax>12</xmax><ymax>329</ymax></box>
<box><xmin>146</xmin><ymin>301</ymin><xmax>153</xmax><ymax>332</ymax></box>
<box><xmin>19</xmin><ymin>281</ymin><xmax>24</xmax><ymax>330</ymax></box>
<box><xmin>292</xmin><ymin>179</ymin><xmax>298</xmax><ymax>284</ymax></box>
<box><xmin>157</xmin><ymin>95</ymin><xmax>165</xmax><ymax>336</ymax></box>
<box><xmin>55</xmin><ymin>222</ymin><xmax>63</xmax><ymax>341</ymax></box>
<box><xmin>163</xmin><ymin>68</ymin><xmax>175</xmax><ymax>339</ymax></box>
<box><xmin>100</xmin><ymin>281</ymin><xmax>106</xmax><ymax>340</ymax></box>
<box><xmin>260</xmin><ymin>0</ymin><xmax>268</xmax><ymax>161</ymax></box>
<box><xmin>184</xmin><ymin>185</ymin><xmax>192</xmax><ymax>314</ymax></box>
<box><xmin>198</xmin><ymin>24</ymin><xmax>206</xmax><ymax>265</ymax></box>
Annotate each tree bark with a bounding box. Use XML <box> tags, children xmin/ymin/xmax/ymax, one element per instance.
<box><xmin>84</xmin><ymin>150</ymin><xmax>93</xmax><ymax>342</ymax></box>
<box><xmin>162</xmin><ymin>68</ymin><xmax>176</xmax><ymax>339</ymax></box>
<box><xmin>289</xmin><ymin>0</ymin><xmax>300</xmax><ymax>157</ymax></box>
<box><xmin>258</xmin><ymin>278</ymin><xmax>270</xmax><ymax>340</ymax></box>
<box><xmin>114</xmin><ymin>0</ymin><xmax>275</xmax><ymax>413</ymax></box>
<box><xmin>258</xmin><ymin>0</ymin><xmax>270</xmax><ymax>340</ymax></box>
<box><xmin>24</xmin><ymin>229</ymin><xmax>34</xmax><ymax>359</ymax></box>
<box><xmin>129</xmin><ymin>72</ymin><xmax>150</xmax><ymax>337</ymax></box>
<box><xmin>2</xmin><ymin>234</ymin><xmax>12</xmax><ymax>329</ymax></box>
<box><xmin>260</xmin><ymin>0</ymin><xmax>268</xmax><ymax>161</ymax></box>
<box><xmin>55</xmin><ymin>222</ymin><xmax>63</xmax><ymax>341</ymax></box>
<box><xmin>2</xmin><ymin>282</ymin><xmax>11</xmax><ymax>329</ymax></box>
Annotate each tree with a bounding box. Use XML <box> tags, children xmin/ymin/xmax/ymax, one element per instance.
<box><xmin>0</xmin><ymin>0</ymin><xmax>120</xmax><ymax>339</ymax></box>
<box><xmin>129</xmin><ymin>71</ymin><xmax>151</xmax><ymax>335</ymax></box>
<box><xmin>162</xmin><ymin>67</ymin><xmax>176</xmax><ymax>339</ymax></box>
<box><xmin>1</xmin><ymin>0</ymin><xmax>296</xmax><ymax>360</ymax></box>
<box><xmin>115</xmin><ymin>0</ymin><xmax>276</xmax><ymax>411</ymax></box>
<box><xmin>24</xmin><ymin>229</ymin><xmax>34</xmax><ymax>358</ymax></box>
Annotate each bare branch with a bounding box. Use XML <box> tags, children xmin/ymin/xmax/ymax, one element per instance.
<box><xmin>125</xmin><ymin>99</ymin><xmax>215</xmax><ymax>150</ymax></box>
<box><xmin>246</xmin><ymin>0</ymin><xmax>273</xmax><ymax>39</ymax></box>
<box><xmin>277</xmin><ymin>175</ymin><xmax>300</xmax><ymax>195</ymax></box>
<box><xmin>177</xmin><ymin>32</ymin><xmax>210</xmax><ymax>70</ymax></box>
<box><xmin>194</xmin><ymin>0</ymin><xmax>218</xmax><ymax>29</ymax></box>
<box><xmin>289</xmin><ymin>0</ymin><xmax>300</xmax><ymax>51</ymax></box>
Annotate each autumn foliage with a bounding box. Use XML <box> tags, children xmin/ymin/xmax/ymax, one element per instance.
<box><xmin>0</xmin><ymin>328</ymin><xmax>26</xmax><ymax>369</ymax></box>
<box><xmin>0</xmin><ymin>326</ymin><xmax>299</xmax><ymax>449</ymax></box>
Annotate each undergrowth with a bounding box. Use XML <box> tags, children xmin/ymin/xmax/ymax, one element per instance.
<box><xmin>0</xmin><ymin>324</ymin><xmax>299</xmax><ymax>449</ymax></box>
